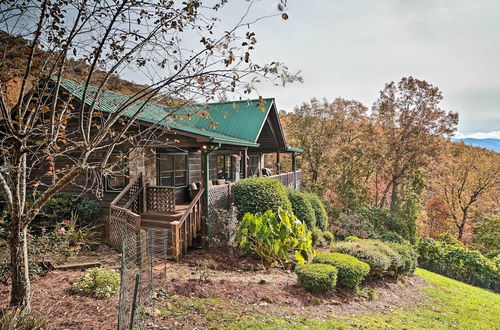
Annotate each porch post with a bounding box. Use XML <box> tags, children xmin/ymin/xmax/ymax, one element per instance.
<box><xmin>292</xmin><ymin>152</ymin><xmax>297</xmax><ymax>189</ymax></box>
<box><xmin>242</xmin><ymin>149</ymin><xmax>248</xmax><ymax>178</ymax></box>
<box><xmin>276</xmin><ymin>152</ymin><xmax>281</xmax><ymax>173</ymax></box>
<box><xmin>201</xmin><ymin>149</ymin><xmax>210</xmax><ymax>247</ymax></box>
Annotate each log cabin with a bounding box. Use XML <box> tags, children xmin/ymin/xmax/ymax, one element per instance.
<box><xmin>37</xmin><ymin>79</ymin><xmax>303</xmax><ymax>259</ymax></box>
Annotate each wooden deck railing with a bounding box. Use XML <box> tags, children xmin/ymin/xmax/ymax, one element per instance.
<box><xmin>270</xmin><ymin>170</ymin><xmax>302</xmax><ymax>188</ymax></box>
<box><xmin>108</xmin><ymin>173</ymin><xmax>144</xmax><ymax>248</ymax></box>
<box><xmin>169</xmin><ymin>187</ymin><xmax>205</xmax><ymax>261</ymax></box>
<box><xmin>145</xmin><ymin>185</ymin><xmax>176</xmax><ymax>213</ymax></box>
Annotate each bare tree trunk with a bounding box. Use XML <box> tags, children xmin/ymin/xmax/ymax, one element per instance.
<box><xmin>390</xmin><ymin>178</ymin><xmax>399</xmax><ymax>212</ymax></box>
<box><xmin>457</xmin><ymin>209</ymin><xmax>468</xmax><ymax>240</ymax></box>
<box><xmin>457</xmin><ymin>223</ymin><xmax>465</xmax><ymax>240</ymax></box>
<box><xmin>9</xmin><ymin>221</ymin><xmax>31</xmax><ymax>310</ymax></box>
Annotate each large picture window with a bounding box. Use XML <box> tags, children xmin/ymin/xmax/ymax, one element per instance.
<box><xmin>158</xmin><ymin>152</ymin><xmax>188</xmax><ymax>187</ymax></box>
<box><xmin>104</xmin><ymin>152</ymin><xmax>128</xmax><ymax>192</ymax></box>
<box><xmin>217</xmin><ymin>155</ymin><xmax>233</xmax><ymax>180</ymax></box>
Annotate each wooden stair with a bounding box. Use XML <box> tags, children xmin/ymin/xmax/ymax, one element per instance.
<box><xmin>139</xmin><ymin>204</ymin><xmax>190</xmax><ymax>229</ymax></box>
<box><xmin>109</xmin><ymin>172</ymin><xmax>205</xmax><ymax>261</ymax></box>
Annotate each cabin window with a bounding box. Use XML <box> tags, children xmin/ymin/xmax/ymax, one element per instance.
<box><xmin>104</xmin><ymin>153</ymin><xmax>128</xmax><ymax>192</ymax></box>
<box><xmin>217</xmin><ymin>155</ymin><xmax>233</xmax><ymax>180</ymax></box>
<box><xmin>158</xmin><ymin>152</ymin><xmax>188</xmax><ymax>187</ymax></box>
<box><xmin>248</xmin><ymin>155</ymin><xmax>260</xmax><ymax>177</ymax></box>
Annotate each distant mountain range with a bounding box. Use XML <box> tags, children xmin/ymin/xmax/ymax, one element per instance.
<box><xmin>451</xmin><ymin>138</ymin><xmax>500</xmax><ymax>153</ymax></box>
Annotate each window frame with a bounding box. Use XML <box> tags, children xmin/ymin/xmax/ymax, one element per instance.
<box><xmin>104</xmin><ymin>152</ymin><xmax>129</xmax><ymax>193</ymax></box>
<box><xmin>156</xmin><ymin>150</ymin><xmax>189</xmax><ymax>188</ymax></box>
<box><xmin>247</xmin><ymin>155</ymin><xmax>260</xmax><ymax>177</ymax></box>
<box><xmin>217</xmin><ymin>154</ymin><xmax>233</xmax><ymax>180</ymax></box>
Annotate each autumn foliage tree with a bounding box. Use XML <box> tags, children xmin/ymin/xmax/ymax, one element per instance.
<box><xmin>0</xmin><ymin>0</ymin><xmax>295</xmax><ymax>311</ymax></box>
<box><xmin>283</xmin><ymin>78</ymin><xmax>459</xmax><ymax>241</ymax></box>
<box><xmin>284</xmin><ymin>97</ymin><xmax>373</xmax><ymax>214</ymax></box>
<box><xmin>438</xmin><ymin>143</ymin><xmax>500</xmax><ymax>240</ymax></box>
<box><xmin>371</xmin><ymin>77</ymin><xmax>458</xmax><ymax>212</ymax></box>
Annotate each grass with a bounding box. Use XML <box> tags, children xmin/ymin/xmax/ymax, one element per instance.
<box><xmin>158</xmin><ymin>269</ymin><xmax>500</xmax><ymax>329</ymax></box>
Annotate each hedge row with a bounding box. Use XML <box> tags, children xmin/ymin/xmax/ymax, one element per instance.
<box><xmin>295</xmin><ymin>238</ymin><xmax>418</xmax><ymax>293</ymax></box>
<box><xmin>416</xmin><ymin>237</ymin><xmax>499</xmax><ymax>292</ymax></box>
<box><xmin>313</xmin><ymin>252</ymin><xmax>369</xmax><ymax>289</ymax></box>
<box><xmin>331</xmin><ymin>239</ymin><xmax>417</xmax><ymax>277</ymax></box>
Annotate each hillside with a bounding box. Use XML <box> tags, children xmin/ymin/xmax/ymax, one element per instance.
<box><xmin>452</xmin><ymin>138</ymin><xmax>500</xmax><ymax>153</ymax></box>
<box><xmin>0</xmin><ymin>32</ymin><xmax>182</xmax><ymax>108</ymax></box>
<box><xmin>154</xmin><ymin>266</ymin><xmax>500</xmax><ymax>329</ymax></box>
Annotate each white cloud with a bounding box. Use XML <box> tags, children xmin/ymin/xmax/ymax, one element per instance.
<box><xmin>455</xmin><ymin>131</ymin><xmax>500</xmax><ymax>139</ymax></box>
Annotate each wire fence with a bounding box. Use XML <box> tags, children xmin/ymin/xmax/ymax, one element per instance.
<box><xmin>207</xmin><ymin>184</ymin><xmax>233</xmax><ymax>244</ymax></box>
<box><xmin>118</xmin><ymin>229</ymin><xmax>170</xmax><ymax>330</ymax></box>
<box><xmin>418</xmin><ymin>259</ymin><xmax>499</xmax><ymax>293</ymax></box>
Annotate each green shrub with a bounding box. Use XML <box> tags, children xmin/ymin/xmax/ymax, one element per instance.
<box><xmin>313</xmin><ymin>252</ymin><xmax>370</xmax><ymax>288</ymax></box>
<box><xmin>366</xmin><ymin>239</ymin><xmax>402</xmax><ymax>272</ymax></box>
<box><xmin>386</xmin><ymin>242</ymin><xmax>418</xmax><ymax>275</ymax></box>
<box><xmin>286</xmin><ymin>189</ymin><xmax>317</xmax><ymax>229</ymax></box>
<box><xmin>234</xmin><ymin>178</ymin><xmax>292</xmax><ymax>217</ymax></box>
<box><xmin>371</xmin><ymin>232</ymin><xmax>408</xmax><ymax>244</ymax></box>
<box><xmin>72</xmin><ymin>267</ymin><xmax>120</xmax><ymax>299</ymax></box>
<box><xmin>416</xmin><ymin>237</ymin><xmax>499</xmax><ymax>292</ymax></box>
<box><xmin>331</xmin><ymin>239</ymin><xmax>401</xmax><ymax>276</ymax></box>
<box><xmin>323</xmin><ymin>231</ymin><xmax>335</xmax><ymax>245</ymax></box>
<box><xmin>238</xmin><ymin>209</ymin><xmax>315</xmax><ymax>266</ymax></box>
<box><xmin>311</xmin><ymin>228</ymin><xmax>324</xmax><ymax>247</ymax></box>
<box><xmin>436</xmin><ymin>232</ymin><xmax>463</xmax><ymax>247</ymax></box>
<box><xmin>345</xmin><ymin>236</ymin><xmax>361</xmax><ymax>242</ymax></box>
<box><xmin>295</xmin><ymin>263</ymin><xmax>338</xmax><ymax>292</ymax></box>
<box><xmin>305</xmin><ymin>193</ymin><xmax>329</xmax><ymax>230</ymax></box>
<box><xmin>74</xmin><ymin>198</ymin><xmax>100</xmax><ymax>227</ymax></box>
<box><xmin>472</xmin><ymin>216</ymin><xmax>500</xmax><ymax>255</ymax></box>
<box><xmin>27</xmin><ymin>193</ymin><xmax>100</xmax><ymax>234</ymax></box>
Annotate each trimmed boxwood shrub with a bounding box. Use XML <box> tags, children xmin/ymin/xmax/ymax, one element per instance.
<box><xmin>286</xmin><ymin>188</ymin><xmax>316</xmax><ymax>229</ymax></box>
<box><xmin>314</xmin><ymin>252</ymin><xmax>370</xmax><ymax>288</ymax></box>
<box><xmin>305</xmin><ymin>193</ymin><xmax>329</xmax><ymax>230</ymax></box>
<box><xmin>366</xmin><ymin>239</ymin><xmax>402</xmax><ymax>273</ymax></box>
<box><xmin>331</xmin><ymin>240</ymin><xmax>393</xmax><ymax>276</ymax></box>
<box><xmin>234</xmin><ymin>177</ymin><xmax>292</xmax><ymax>217</ymax></box>
<box><xmin>387</xmin><ymin>242</ymin><xmax>418</xmax><ymax>275</ymax></box>
<box><xmin>295</xmin><ymin>263</ymin><xmax>338</xmax><ymax>292</ymax></box>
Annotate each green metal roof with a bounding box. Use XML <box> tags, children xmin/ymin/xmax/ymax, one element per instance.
<box><xmin>58</xmin><ymin>79</ymin><xmax>276</xmax><ymax>147</ymax></box>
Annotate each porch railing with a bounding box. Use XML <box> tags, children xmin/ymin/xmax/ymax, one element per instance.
<box><xmin>270</xmin><ymin>170</ymin><xmax>302</xmax><ymax>188</ymax></box>
<box><xmin>169</xmin><ymin>188</ymin><xmax>205</xmax><ymax>261</ymax></box>
<box><xmin>108</xmin><ymin>173</ymin><xmax>144</xmax><ymax>249</ymax></box>
<box><xmin>145</xmin><ymin>184</ymin><xmax>176</xmax><ymax>213</ymax></box>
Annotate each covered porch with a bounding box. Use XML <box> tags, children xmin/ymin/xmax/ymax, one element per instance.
<box><xmin>107</xmin><ymin>147</ymin><xmax>302</xmax><ymax>260</ymax></box>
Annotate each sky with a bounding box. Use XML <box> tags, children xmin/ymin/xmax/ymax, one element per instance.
<box><xmin>218</xmin><ymin>0</ymin><xmax>500</xmax><ymax>136</ymax></box>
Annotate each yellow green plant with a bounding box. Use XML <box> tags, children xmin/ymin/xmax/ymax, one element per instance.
<box><xmin>238</xmin><ymin>208</ymin><xmax>315</xmax><ymax>267</ymax></box>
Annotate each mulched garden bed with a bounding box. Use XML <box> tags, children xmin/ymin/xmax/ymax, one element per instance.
<box><xmin>0</xmin><ymin>247</ymin><xmax>429</xmax><ymax>329</ymax></box>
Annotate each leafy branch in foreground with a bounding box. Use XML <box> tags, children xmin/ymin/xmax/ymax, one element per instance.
<box><xmin>0</xmin><ymin>0</ymin><xmax>298</xmax><ymax>310</ymax></box>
